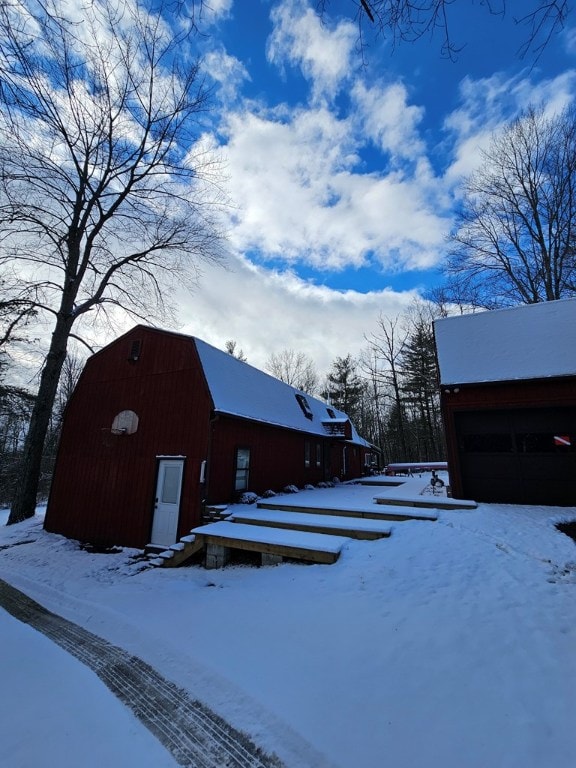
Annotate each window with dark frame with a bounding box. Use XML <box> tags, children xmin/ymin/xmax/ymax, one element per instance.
<box><xmin>304</xmin><ymin>441</ymin><xmax>311</xmax><ymax>468</ymax></box>
<box><xmin>295</xmin><ymin>393</ymin><xmax>314</xmax><ymax>420</ymax></box>
<box><xmin>461</xmin><ymin>434</ymin><xmax>514</xmax><ymax>453</ymax></box>
<box><xmin>235</xmin><ymin>447</ymin><xmax>251</xmax><ymax>491</ymax></box>
<box><xmin>517</xmin><ymin>433</ymin><xmax>575</xmax><ymax>453</ymax></box>
<box><xmin>461</xmin><ymin>431</ymin><xmax>575</xmax><ymax>454</ymax></box>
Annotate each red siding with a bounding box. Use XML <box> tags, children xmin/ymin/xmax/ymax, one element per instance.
<box><xmin>206</xmin><ymin>415</ymin><xmax>368</xmax><ymax>501</ymax></box>
<box><xmin>45</xmin><ymin>328</ymin><xmax>213</xmax><ymax>547</ymax></box>
<box><xmin>46</xmin><ymin>325</ymin><xmax>372</xmax><ymax>547</ymax></box>
<box><xmin>441</xmin><ymin>377</ymin><xmax>576</xmax><ymax>502</ymax></box>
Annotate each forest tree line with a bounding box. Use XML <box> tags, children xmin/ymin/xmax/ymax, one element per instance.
<box><xmin>265</xmin><ymin>298</ymin><xmax>447</xmax><ymax>468</ymax></box>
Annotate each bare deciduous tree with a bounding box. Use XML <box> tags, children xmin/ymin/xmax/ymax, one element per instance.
<box><xmin>447</xmin><ymin>106</ymin><xmax>576</xmax><ymax>309</ymax></box>
<box><xmin>363</xmin><ymin>300</ymin><xmax>446</xmax><ymax>463</ymax></box>
<box><xmin>364</xmin><ymin>313</ymin><xmax>409</xmax><ymax>460</ymax></box>
<box><xmin>265</xmin><ymin>348</ymin><xmax>319</xmax><ymax>394</ymax></box>
<box><xmin>1</xmin><ymin>0</ymin><xmax>227</xmax><ymax>523</ymax></box>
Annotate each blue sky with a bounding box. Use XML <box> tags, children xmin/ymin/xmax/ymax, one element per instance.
<box><xmin>170</xmin><ymin>0</ymin><xmax>576</xmax><ymax>374</ymax></box>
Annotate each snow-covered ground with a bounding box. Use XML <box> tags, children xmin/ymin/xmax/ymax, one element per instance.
<box><xmin>1</xmin><ymin>479</ymin><xmax>575</xmax><ymax>768</ymax></box>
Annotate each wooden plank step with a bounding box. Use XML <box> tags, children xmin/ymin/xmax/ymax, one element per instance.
<box><xmin>373</xmin><ymin>494</ymin><xmax>477</xmax><ymax>510</ymax></box>
<box><xmin>147</xmin><ymin>535</ymin><xmax>204</xmax><ymax>568</ymax></box>
<box><xmin>230</xmin><ymin>509</ymin><xmax>392</xmax><ymax>540</ymax></box>
<box><xmin>256</xmin><ymin>500</ymin><xmax>437</xmax><ymax>521</ymax></box>
<box><xmin>190</xmin><ymin>521</ymin><xmax>350</xmax><ymax>564</ymax></box>
<box><xmin>357</xmin><ymin>479</ymin><xmax>405</xmax><ymax>487</ymax></box>
<box><xmin>164</xmin><ymin>536</ymin><xmax>204</xmax><ymax>567</ymax></box>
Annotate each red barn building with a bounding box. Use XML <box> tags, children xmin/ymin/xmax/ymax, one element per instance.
<box><xmin>45</xmin><ymin>326</ymin><xmax>375</xmax><ymax>548</ymax></box>
<box><xmin>434</xmin><ymin>299</ymin><xmax>576</xmax><ymax>506</ymax></box>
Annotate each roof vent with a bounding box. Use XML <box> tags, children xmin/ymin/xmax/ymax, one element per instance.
<box><xmin>128</xmin><ymin>339</ymin><xmax>141</xmax><ymax>362</ymax></box>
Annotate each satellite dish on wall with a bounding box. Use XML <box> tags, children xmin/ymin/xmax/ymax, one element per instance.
<box><xmin>111</xmin><ymin>410</ymin><xmax>139</xmax><ymax>435</ymax></box>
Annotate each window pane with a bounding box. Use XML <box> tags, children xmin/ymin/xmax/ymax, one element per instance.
<box><xmin>235</xmin><ymin>448</ymin><xmax>250</xmax><ymax>491</ymax></box>
<box><xmin>235</xmin><ymin>469</ymin><xmax>249</xmax><ymax>491</ymax></box>
<box><xmin>517</xmin><ymin>433</ymin><xmax>574</xmax><ymax>453</ymax></box>
<box><xmin>296</xmin><ymin>394</ymin><xmax>313</xmax><ymax>420</ymax></box>
<box><xmin>161</xmin><ymin>466</ymin><xmax>181</xmax><ymax>503</ymax></box>
<box><xmin>461</xmin><ymin>434</ymin><xmax>513</xmax><ymax>453</ymax></box>
<box><xmin>236</xmin><ymin>448</ymin><xmax>250</xmax><ymax>469</ymax></box>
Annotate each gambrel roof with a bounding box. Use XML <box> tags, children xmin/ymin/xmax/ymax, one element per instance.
<box><xmin>194</xmin><ymin>337</ymin><xmax>369</xmax><ymax>445</ymax></box>
<box><xmin>434</xmin><ymin>298</ymin><xmax>576</xmax><ymax>386</ymax></box>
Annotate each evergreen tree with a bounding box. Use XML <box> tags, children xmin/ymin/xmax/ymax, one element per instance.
<box><xmin>225</xmin><ymin>340</ymin><xmax>247</xmax><ymax>362</ymax></box>
<box><xmin>399</xmin><ymin>305</ymin><xmax>444</xmax><ymax>460</ymax></box>
<box><xmin>322</xmin><ymin>354</ymin><xmax>365</xmax><ymax>424</ymax></box>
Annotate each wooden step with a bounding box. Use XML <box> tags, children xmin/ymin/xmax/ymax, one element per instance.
<box><xmin>190</xmin><ymin>521</ymin><xmax>350</xmax><ymax>565</ymax></box>
<box><xmin>167</xmin><ymin>537</ymin><xmax>204</xmax><ymax>567</ymax></box>
<box><xmin>256</xmin><ymin>500</ymin><xmax>437</xmax><ymax>522</ymax></box>
<box><xmin>230</xmin><ymin>509</ymin><xmax>392</xmax><ymax>540</ymax></box>
<box><xmin>357</xmin><ymin>478</ymin><xmax>405</xmax><ymax>487</ymax></box>
<box><xmin>373</xmin><ymin>494</ymin><xmax>477</xmax><ymax>510</ymax></box>
<box><xmin>147</xmin><ymin>535</ymin><xmax>204</xmax><ymax>568</ymax></box>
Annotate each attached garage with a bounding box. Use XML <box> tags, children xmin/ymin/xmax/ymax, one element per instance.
<box><xmin>434</xmin><ymin>299</ymin><xmax>576</xmax><ymax>506</ymax></box>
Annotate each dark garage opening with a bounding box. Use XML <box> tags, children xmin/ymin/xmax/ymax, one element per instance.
<box><xmin>455</xmin><ymin>408</ymin><xmax>576</xmax><ymax>506</ymax></box>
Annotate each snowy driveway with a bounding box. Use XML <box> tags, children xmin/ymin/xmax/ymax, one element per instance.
<box><xmin>1</xmin><ymin>484</ymin><xmax>576</xmax><ymax>768</ymax></box>
<box><xmin>0</xmin><ymin>577</ymin><xmax>283</xmax><ymax>768</ymax></box>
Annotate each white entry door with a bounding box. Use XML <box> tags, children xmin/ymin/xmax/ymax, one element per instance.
<box><xmin>150</xmin><ymin>459</ymin><xmax>184</xmax><ymax>546</ymax></box>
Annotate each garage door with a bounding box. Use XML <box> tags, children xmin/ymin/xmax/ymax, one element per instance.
<box><xmin>455</xmin><ymin>408</ymin><xmax>576</xmax><ymax>506</ymax></box>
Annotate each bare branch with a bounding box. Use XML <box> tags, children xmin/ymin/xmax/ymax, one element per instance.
<box><xmin>319</xmin><ymin>1</ymin><xmax>569</xmax><ymax>60</ymax></box>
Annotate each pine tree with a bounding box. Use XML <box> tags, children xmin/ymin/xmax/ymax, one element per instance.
<box><xmin>400</xmin><ymin>318</ymin><xmax>444</xmax><ymax>460</ymax></box>
<box><xmin>322</xmin><ymin>355</ymin><xmax>365</xmax><ymax>423</ymax></box>
<box><xmin>225</xmin><ymin>341</ymin><xmax>247</xmax><ymax>362</ymax></box>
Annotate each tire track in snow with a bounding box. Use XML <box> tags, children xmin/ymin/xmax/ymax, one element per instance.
<box><xmin>0</xmin><ymin>578</ymin><xmax>284</xmax><ymax>768</ymax></box>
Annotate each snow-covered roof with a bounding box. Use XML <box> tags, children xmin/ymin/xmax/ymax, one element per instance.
<box><xmin>434</xmin><ymin>298</ymin><xmax>576</xmax><ymax>385</ymax></box>
<box><xmin>193</xmin><ymin>337</ymin><xmax>370</xmax><ymax>446</ymax></box>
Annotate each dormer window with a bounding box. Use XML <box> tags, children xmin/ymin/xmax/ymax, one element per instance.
<box><xmin>326</xmin><ymin>407</ymin><xmax>336</xmax><ymax>419</ymax></box>
<box><xmin>295</xmin><ymin>393</ymin><xmax>313</xmax><ymax>420</ymax></box>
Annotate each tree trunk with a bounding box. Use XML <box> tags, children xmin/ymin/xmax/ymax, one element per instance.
<box><xmin>7</xmin><ymin>317</ymin><xmax>71</xmax><ymax>524</ymax></box>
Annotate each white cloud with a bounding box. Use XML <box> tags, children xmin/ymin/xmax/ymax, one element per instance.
<box><xmin>195</xmin><ymin>0</ymin><xmax>233</xmax><ymax>27</ymax></box>
<box><xmin>266</xmin><ymin>0</ymin><xmax>356</xmax><ymax>101</ymax></box>
<box><xmin>351</xmin><ymin>80</ymin><xmax>426</xmax><ymax>161</ymax></box>
<box><xmin>214</xmin><ymin>99</ymin><xmax>449</xmax><ymax>273</ymax></box>
<box><xmin>561</xmin><ymin>24</ymin><xmax>576</xmax><ymax>55</ymax></box>
<box><xmin>202</xmin><ymin>48</ymin><xmax>250</xmax><ymax>103</ymax></box>
<box><xmin>176</xmin><ymin>254</ymin><xmax>418</xmax><ymax>375</ymax></box>
<box><xmin>444</xmin><ymin>70</ymin><xmax>576</xmax><ymax>183</ymax></box>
